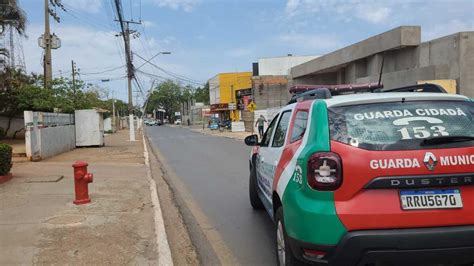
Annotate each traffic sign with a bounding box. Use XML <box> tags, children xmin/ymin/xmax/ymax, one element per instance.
<box><xmin>247</xmin><ymin>102</ymin><xmax>257</xmax><ymax>112</ymax></box>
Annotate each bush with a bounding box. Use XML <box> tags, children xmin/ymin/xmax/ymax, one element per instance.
<box><xmin>0</xmin><ymin>143</ymin><xmax>12</xmax><ymax>176</ymax></box>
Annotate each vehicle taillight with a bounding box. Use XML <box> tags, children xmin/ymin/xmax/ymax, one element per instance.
<box><xmin>307</xmin><ymin>152</ymin><xmax>343</xmax><ymax>191</ymax></box>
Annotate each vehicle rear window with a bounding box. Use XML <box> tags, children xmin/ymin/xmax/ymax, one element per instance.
<box><xmin>328</xmin><ymin>100</ymin><xmax>474</xmax><ymax>151</ymax></box>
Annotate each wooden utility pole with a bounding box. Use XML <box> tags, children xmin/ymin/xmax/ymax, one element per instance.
<box><xmin>113</xmin><ymin>0</ymin><xmax>140</xmax><ymax>141</ymax></box>
<box><xmin>43</xmin><ymin>0</ymin><xmax>52</xmax><ymax>88</ymax></box>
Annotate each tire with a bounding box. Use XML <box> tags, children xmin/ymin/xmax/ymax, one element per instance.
<box><xmin>275</xmin><ymin>207</ymin><xmax>300</xmax><ymax>266</ymax></box>
<box><xmin>249</xmin><ymin>162</ymin><xmax>264</xmax><ymax>210</ymax></box>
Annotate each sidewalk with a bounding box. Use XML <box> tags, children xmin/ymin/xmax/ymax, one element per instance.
<box><xmin>186</xmin><ymin>125</ymin><xmax>251</xmax><ymax>141</ymax></box>
<box><xmin>0</xmin><ymin>130</ymin><xmax>161</xmax><ymax>265</ymax></box>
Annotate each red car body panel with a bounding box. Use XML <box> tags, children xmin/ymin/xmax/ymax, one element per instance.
<box><xmin>331</xmin><ymin>141</ymin><xmax>474</xmax><ymax>231</ymax></box>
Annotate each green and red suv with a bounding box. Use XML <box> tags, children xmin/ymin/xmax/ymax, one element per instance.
<box><xmin>245</xmin><ymin>84</ymin><xmax>474</xmax><ymax>265</ymax></box>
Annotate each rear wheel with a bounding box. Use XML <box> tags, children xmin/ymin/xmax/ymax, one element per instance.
<box><xmin>275</xmin><ymin>207</ymin><xmax>299</xmax><ymax>266</ymax></box>
<box><xmin>249</xmin><ymin>163</ymin><xmax>264</xmax><ymax>210</ymax></box>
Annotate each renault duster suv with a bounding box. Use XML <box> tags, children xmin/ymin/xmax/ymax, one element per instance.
<box><xmin>245</xmin><ymin>84</ymin><xmax>474</xmax><ymax>266</ymax></box>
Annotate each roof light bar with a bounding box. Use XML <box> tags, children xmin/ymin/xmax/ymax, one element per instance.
<box><xmin>289</xmin><ymin>82</ymin><xmax>383</xmax><ymax>94</ymax></box>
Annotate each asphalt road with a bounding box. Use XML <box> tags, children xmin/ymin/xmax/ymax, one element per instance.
<box><xmin>146</xmin><ymin>125</ymin><xmax>276</xmax><ymax>265</ymax></box>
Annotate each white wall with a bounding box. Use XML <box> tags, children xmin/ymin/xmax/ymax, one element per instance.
<box><xmin>104</xmin><ymin>117</ymin><xmax>112</xmax><ymax>132</ymax></box>
<box><xmin>75</xmin><ymin>110</ymin><xmax>104</xmax><ymax>147</ymax></box>
<box><xmin>258</xmin><ymin>55</ymin><xmax>319</xmax><ymax>76</ymax></box>
<box><xmin>39</xmin><ymin>125</ymin><xmax>76</xmax><ymax>159</ymax></box>
<box><xmin>0</xmin><ymin>116</ymin><xmax>25</xmax><ymax>139</ymax></box>
<box><xmin>24</xmin><ymin>111</ymin><xmax>76</xmax><ymax>161</ymax></box>
<box><xmin>209</xmin><ymin>75</ymin><xmax>220</xmax><ymax>105</ymax></box>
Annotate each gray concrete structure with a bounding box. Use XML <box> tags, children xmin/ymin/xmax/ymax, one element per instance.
<box><xmin>290</xmin><ymin>26</ymin><xmax>474</xmax><ymax>98</ymax></box>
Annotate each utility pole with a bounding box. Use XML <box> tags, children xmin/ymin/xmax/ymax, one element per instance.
<box><xmin>112</xmin><ymin>90</ymin><xmax>116</xmax><ymax>132</ymax></box>
<box><xmin>43</xmin><ymin>0</ymin><xmax>52</xmax><ymax>87</ymax></box>
<box><xmin>71</xmin><ymin>60</ymin><xmax>77</xmax><ymax>109</ymax></box>
<box><xmin>117</xmin><ymin>20</ymin><xmax>140</xmax><ymax>141</ymax></box>
<box><xmin>113</xmin><ymin>0</ymin><xmax>141</xmax><ymax>141</ymax></box>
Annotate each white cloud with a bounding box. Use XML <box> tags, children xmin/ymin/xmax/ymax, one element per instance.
<box><xmin>423</xmin><ymin>19</ymin><xmax>474</xmax><ymax>41</ymax></box>
<box><xmin>284</xmin><ymin>0</ymin><xmax>392</xmax><ymax>24</ymax></box>
<box><xmin>277</xmin><ymin>33</ymin><xmax>343</xmax><ymax>51</ymax></box>
<box><xmin>63</xmin><ymin>0</ymin><xmax>103</xmax><ymax>13</ymax></box>
<box><xmin>21</xmin><ymin>24</ymin><xmax>171</xmax><ymax>101</ymax></box>
<box><xmin>150</xmin><ymin>0</ymin><xmax>199</xmax><ymax>12</ymax></box>
<box><xmin>354</xmin><ymin>5</ymin><xmax>391</xmax><ymax>24</ymax></box>
<box><xmin>142</xmin><ymin>20</ymin><xmax>155</xmax><ymax>28</ymax></box>
<box><xmin>227</xmin><ymin>47</ymin><xmax>253</xmax><ymax>58</ymax></box>
<box><xmin>285</xmin><ymin>0</ymin><xmax>301</xmax><ymax>16</ymax></box>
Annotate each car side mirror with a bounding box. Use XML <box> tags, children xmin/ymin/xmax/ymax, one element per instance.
<box><xmin>245</xmin><ymin>134</ymin><xmax>259</xmax><ymax>146</ymax></box>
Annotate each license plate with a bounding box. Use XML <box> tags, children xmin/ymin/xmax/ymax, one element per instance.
<box><xmin>400</xmin><ymin>189</ymin><xmax>463</xmax><ymax>210</ymax></box>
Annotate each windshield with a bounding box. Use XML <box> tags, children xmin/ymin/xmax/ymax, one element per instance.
<box><xmin>328</xmin><ymin>100</ymin><xmax>474</xmax><ymax>151</ymax></box>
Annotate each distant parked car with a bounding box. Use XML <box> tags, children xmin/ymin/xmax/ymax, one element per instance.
<box><xmin>174</xmin><ymin>119</ymin><xmax>182</xmax><ymax>125</ymax></box>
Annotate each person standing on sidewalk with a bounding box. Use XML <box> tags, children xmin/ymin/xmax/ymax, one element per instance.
<box><xmin>255</xmin><ymin>115</ymin><xmax>267</xmax><ymax>139</ymax></box>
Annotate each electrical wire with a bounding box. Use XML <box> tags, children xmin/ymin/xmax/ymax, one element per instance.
<box><xmin>80</xmin><ymin>65</ymin><xmax>126</xmax><ymax>75</ymax></box>
<box><xmin>133</xmin><ymin>52</ymin><xmax>205</xmax><ymax>86</ymax></box>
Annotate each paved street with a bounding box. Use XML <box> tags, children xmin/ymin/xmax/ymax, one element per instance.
<box><xmin>146</xmin><ymin>125</ymin><xmax>276</xmax><ymax>265</ymax></box>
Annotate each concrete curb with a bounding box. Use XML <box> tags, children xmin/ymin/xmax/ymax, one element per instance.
<box><xmin>189</xmin><ymin>128</ymin><xmax>247</xmax><ymax>141</ymax></box>
<box><xmin>143</xmin><ymin>135</ymin><xmax>173</xmax><ymax>266</ymax></box>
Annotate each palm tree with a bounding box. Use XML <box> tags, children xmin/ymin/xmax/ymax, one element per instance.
<box><xmin>0</xmin><ymin>0</ymin><xmax>27</xmax><ymax>36</ymax></box>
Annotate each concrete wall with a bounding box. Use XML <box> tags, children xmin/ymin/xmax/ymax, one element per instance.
<box><xmin>209</xmin><ymin>74</ymin><xmax>220</xmax><ymax>105</ymax></box>
<box><xmin>291</xmin><ymin>26</ymin><xmax>421</xmax><ymax>78</ymax></box>
<box><xmin>290</xmin><ymin>27</ymin><xmax>473</xmax><ymax>97</ymax></box>
<box><xmin>0</xmin><ymin>116</ymin><xmax>25</xmax><ymax>139</ymax></box>
<box><xmin>104</xmin><ymin>117</ymin><xmax>112</xmax><ymax>132</ymax></box>
<box><xmin>24</xmin><ymin>111</ymin><xmax>75</xmax><ymax>161</ymax></box>
<box><xmin>252</xmin><ymin>76</ymin><xmax>291</xmax><ymax>110</ymax></box>
<box><xmin>459</xmin><ymin>32</ymin><xmax>474</xmax><ymax>98</ymax></box>
<box><xmin>258</xmin><ymin>55</ymin><xmax>319</xmax><ymax>76</ymax></box>
<box><xmin>38</xmin><ymin>125</ymin><xmax>75</xmax><ymax>159</ymax></box>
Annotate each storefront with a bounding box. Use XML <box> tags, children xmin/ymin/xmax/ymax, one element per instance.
<box><xmin>210</xmin><ymin>103</ymin><xmax>230</xmax><ymax>121</ymax></box>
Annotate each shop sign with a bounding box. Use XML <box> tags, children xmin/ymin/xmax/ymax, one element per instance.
<box><xmin>211</xmin><ymin>103</ymin><xmax>229</xmax><ymax>112</ymax></box>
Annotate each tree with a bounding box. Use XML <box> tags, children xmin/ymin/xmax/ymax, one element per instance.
<box><xmin>146</xmin><ymin>81</ymin><xmax>183</xmax><ymax>120</ymax></box>
<box><xmin>0</xmin><ymin>67</ymin><xmax>44</xmax><ymax>138</ymax></box>
<box><xmin>0</xmin><ymin>0</ymin><xmax>27</xmax><ymax>35</ymax></box>
<box><xmin>194</xmin><ymin>82</ymin><xmax>209</xmax><ymax>105</ymax></box>
<box><xmin>0</xmin><ymin>67</ymin><xmax>125</xmax><ymax>139</ymax></box>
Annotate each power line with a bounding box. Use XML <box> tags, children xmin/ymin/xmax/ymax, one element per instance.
<box><xmin>80</xmin><ymin>65</ymin><xmax>125</xmax><ymax>75</ymax></box>
<box><xmin>133</xmin><ymin>52</ymin><xmax>205</xmax><ymax>86</ymax></box>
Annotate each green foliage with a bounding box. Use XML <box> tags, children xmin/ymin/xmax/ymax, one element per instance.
<box><xmin>0</xmin><ymin>143</ymin><xmax>12</xmax><ymax>176</ymax></box>
<box><xmin>194</xmin><ymin>82</ymin><xmax>210</xmax><ymax>105</ymax></box>
<box><xmin>146</xmin><ymin>81</ymin><xmax>184</xmax><ymax>119</ymax></box>
<box><xmin>0</xmin><ymin>0</ymin><xmax>27</xmax><ymax>36</ymax></box>
<box><xmin>0</xmin><ymin>67</ymin><xmax>127</xmax><ymax>137</ymax></box>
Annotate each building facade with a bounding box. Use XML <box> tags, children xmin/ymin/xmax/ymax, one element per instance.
<box><xmin>208</xmin><ymin>72</ymin><xmax>252</xmax><ymax>121</ymax></box>
<box><xmin>290</xmin><ymin>26</ymin><xmax>474</xmax><ymax>98</ymax></box>
<box><xmin>251</xmin><ymin>55</ymin><xmax>319</xmax><ymax>110</ymax></box>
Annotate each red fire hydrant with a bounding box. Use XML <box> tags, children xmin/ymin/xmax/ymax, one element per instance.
<box><xmin>72</xmin><ymin>161</ymin><xmax>93</xmax><ymax>205</ymax></box>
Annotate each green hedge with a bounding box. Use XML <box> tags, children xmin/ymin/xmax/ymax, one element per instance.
<box><xmin>0</xmin><ymin>143</ymin><xmax>12</xmax><ymax>176</ymax></box>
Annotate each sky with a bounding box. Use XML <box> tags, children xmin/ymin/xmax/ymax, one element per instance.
<box><xmin>13</xmin><ymin>0</ymin><xmax>474</xmax><ymax>103</ymax></box>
